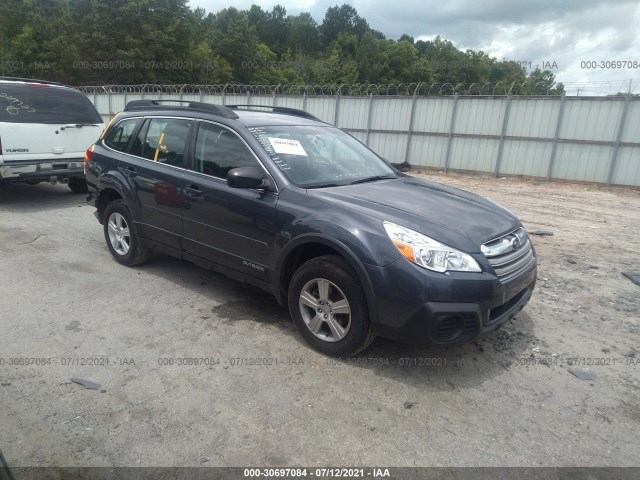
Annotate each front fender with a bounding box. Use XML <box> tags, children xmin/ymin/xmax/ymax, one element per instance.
<box><xmin>274</xmin><ymin>232</ymin><xmax>381</xmax><ymax>325</ymax></box>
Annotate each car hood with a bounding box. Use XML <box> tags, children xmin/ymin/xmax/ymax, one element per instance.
<box><xmin>307</xmin><ymin>176</ymin><xmax>520</xmax><ymax>253</ymax></box>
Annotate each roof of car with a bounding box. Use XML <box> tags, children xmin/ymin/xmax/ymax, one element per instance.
<box><xmin>233</xmin><ymin>109</ymin><xmax>327</xmax><ymax>127</ymax></box>
<box><xmin>0</xmin><ymin>78</ymin><xmax>82</xmax><ymax>94</ymax></box>
<box><xmin>0</xmin><ymin>77</ymin><xmax>64</xmax><ymax>86</ymax></box>
<box><xmin>121</xmin><ymin>100</ymin><xmax>328</xmax><ymax>128</ymax></box>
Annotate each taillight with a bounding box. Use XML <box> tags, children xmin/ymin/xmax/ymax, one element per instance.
<box><xmin>84</xmin><ymin>144</ymin><xmax>95</xmax><ymax>172</ymax></box>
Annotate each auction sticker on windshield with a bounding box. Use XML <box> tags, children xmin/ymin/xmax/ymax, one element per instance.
<box><xmin>268</xmin><ymin>138</ymin><xmax>308</xmax><ymax>156</ymax></box>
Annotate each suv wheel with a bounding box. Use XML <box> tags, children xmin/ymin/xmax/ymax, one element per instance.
<box><xmin>288</xmin><ymin>255</ymin><xmax>374</xmax><ymax>357</ymax></box>
<box><xmin>103</xmin><ymin>200</ymin><xmax>151</xmax><ymax>266</ymax></box>
<box><xmin>68</xmin><ymin>177</ymin><xmax>88</xmax><ymax>194</ymax></box>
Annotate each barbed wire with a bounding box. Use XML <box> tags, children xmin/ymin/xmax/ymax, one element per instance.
<box><xmin>76</xmin><ymin>80</ymin><xmax>639</xmax><ymax>96</ymax></box>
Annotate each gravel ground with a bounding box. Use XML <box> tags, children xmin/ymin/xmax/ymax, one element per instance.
<box><xmin>0</xmin><ymin>173</ymin><xmax>639</xmax><ymax>468</ymax></box>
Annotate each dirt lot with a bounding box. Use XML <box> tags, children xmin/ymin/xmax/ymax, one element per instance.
<box><xmin>1</xmin><ymin>173</ymin><xmax>639</xmax><ymax>469</ymax></box>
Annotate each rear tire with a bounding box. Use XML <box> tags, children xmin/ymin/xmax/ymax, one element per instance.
<box><xmin>103</xmin><ymin>199</ymin><xmax>151</xmax><ymax>266</ymax></box>
<box><xmin>68</xmin><ymin>177</ymin><xmax>88</xmax><ymax>194</ymax></box>
<box><xmin>288</xmin><ymin>255</ymin><xmax>375</xmax><ymax>357</ymax></box>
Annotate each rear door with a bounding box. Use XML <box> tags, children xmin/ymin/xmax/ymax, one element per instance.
<box><xmin>106</xmin><ymin>116</ymin><xmax>193</xmax><ymax>250</ymax></box>
<box><xmin>181</xmin><ymin>121</ymin><xmax>278</xmax><ymax>281</ymax></box>
<box><xmin>0</xmin><ymin>83</ymin><xmax>104</xmax><ymax>162</ymax></box>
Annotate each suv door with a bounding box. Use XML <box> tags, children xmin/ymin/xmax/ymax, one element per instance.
<box><xmin>181</xmin><ymin>121</ymin><xmax>278</xmax><ymax>281</ymax></box>
<box><xmin>115</xmin><ymin>117</ymin><xmax>193</xmax><ymax>250</ymax></box>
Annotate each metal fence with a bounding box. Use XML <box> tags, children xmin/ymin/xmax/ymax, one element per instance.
<box><xmin>85</xmin><ymin>88</ymin><xmax>640</xmax><ymax>187</ymax></box>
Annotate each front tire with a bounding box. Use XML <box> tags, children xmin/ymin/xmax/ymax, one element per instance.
<box><xmin>103</xmin><ymin>200</ymin><xmax>151</xmax><ymax>266</ymax></box>
<box><xmin>288</xmin><ymin>255</ymin><xmax>375</xmax><ymax>357</ymax></box>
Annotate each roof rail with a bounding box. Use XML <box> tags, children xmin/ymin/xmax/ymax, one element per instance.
<box><xmin>124</xmin><ymin>100</ymin><xmax>239</xmax><ymax>119</ymax></box>
<box><xmin>229</xmin><ymin>105</ymin><xmax>320</xmax><ymax>121</ymax></box>
<box><xmin>0</xmin><ymin>77</ymin><xmax>63</xmax><ymax>86</ymax></box>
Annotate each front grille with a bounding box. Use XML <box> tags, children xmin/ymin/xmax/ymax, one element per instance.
<box><xmin>489</xmin><ymin>287</ymin><xmax>529</xmax><ymax>323</ymax></box>
<box><xmin>482</xmin><ymin>227</ymin><xmax>535</xmax><ymax>282</ymax></box>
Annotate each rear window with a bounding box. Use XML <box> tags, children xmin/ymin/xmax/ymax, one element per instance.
<box><xmin>105</xmin><ymin>118</ymin><xmax>140</xmax><ymax>152</ymax></box>
<box><xmin>0</xmin><ymin>84</ymin><xmax>102</xmax><ymax>124</ymax></box>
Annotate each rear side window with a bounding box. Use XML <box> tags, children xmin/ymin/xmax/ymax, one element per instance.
<box><xmin>104</xmin><ymin>119</ymin><xmax>140</xmax><ymax>152</ymax></box>
<box><xmin>134</xmin><ymin>118</ymin><xmax>192</xmax><ymax>167</ymax></box>
<box><xmin>194</xmin><ymin>123</ymin><xmax>260</xmax><ymax>178</ymax></box>
<box><xmin>0</xmin><ymin>84</ymin><xmax>102</xmax><ymax>124</ymax></box>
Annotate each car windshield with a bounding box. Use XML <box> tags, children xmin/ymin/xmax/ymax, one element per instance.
<box><xmin>248</xmin><ymin>125</ymin><xmax>397</xmax><ymax>188</ymax></box>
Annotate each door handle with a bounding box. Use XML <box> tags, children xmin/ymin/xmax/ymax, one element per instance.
<box><xmin>123</xmin><ymin>166</ymin><xmax>137</xmax><ymax>178</ymax></box>
<box><xmin>184</xmin><ymin>184</ymin><xmax>203</xmax><ymax>200</ymax></box>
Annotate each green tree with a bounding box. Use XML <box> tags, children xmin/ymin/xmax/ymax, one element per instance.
<box><xmin>398</xmin><ymin>34</ymin><xmax>414</xmax><ymax>44</ymax></box>
<box><xmin>287</xmin><ymin>13</ymin><xmax>320</xmax><ymax>54</ymax></box>
<box><xmin>8</xmin><ymin>25</ymin><xmax>40</xmax><ymax>78</ymax></box>
<box><xmin>356</xmin><ymin>32</ymin><xmax>390</xmax><ymax>83</ymax></box>
<box><xmin>266</xmin><ymin>5</ymin><xmax>289</xmax><ymax>56</ymax></box>
<box><xmin>320</xmin><ymin>4</ymin><xmax>369</xmax><ymax>47</ymax></box>
<box><xmin>420</xmin><ymin>36</ymin><xmax>468</xmax><ymax>84</ymax></box>
<box><xmin>249</xmin><ymin>44</ymin><xmax>300</xmax><ymax>84</ymax></box>
<box><xmin>207</xmin><ymin>7</ymin><xmax>258</xmax><ymax>83</ymax></box>
<box><xmin>0</xmin><ymin>0</ymin><xmax>569</xmax><ymax>92</ymax></box>
<box><xmin>311</xmin><ymin>47</ymin><xmax>359</xmax><ymax>84</ymax></box>
<box><xmin>523</xmin><ymin>68</ymin><xmax>564</xmax><ymax>95</ymax></box>
<box><xmin>383</xmin><ymin>40</ymin><xmax>432</xmax><ymax>83</ymax></box>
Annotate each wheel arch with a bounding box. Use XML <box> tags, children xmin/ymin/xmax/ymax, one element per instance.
<box><xmin>95</xmin><ymin>172</ymin><xmax>135</xmax><ymax>224</ymax></box>
<box><xmin>274</xmin><ymin>234</ymin><xmax>378</xmax><ymax>325</ymax></box>
<box><xmin>95</xmin><ymin>187</ymin><xmax>123</xmax><ymax>224</ymax></box>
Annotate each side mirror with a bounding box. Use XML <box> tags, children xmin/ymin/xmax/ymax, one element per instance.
<box><xmin>227</xmin><ymin>167</ymin><xmax>268</xmax><ymax>190</ymax></box>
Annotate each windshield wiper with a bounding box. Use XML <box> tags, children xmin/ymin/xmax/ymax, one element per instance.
<box><xmin>348</xmin><ymin>175</ymin><xmax>397</xmax><ymax>185</ymax></box>
<box><xmin>60</xmin><ymin>123</ymin><xmax>101</xmax><ymax>131</ymax></box>
<box><xmin>305</xmin><ymin>183</ymin><xmax>343</xmax><ymax>189</ymax></box>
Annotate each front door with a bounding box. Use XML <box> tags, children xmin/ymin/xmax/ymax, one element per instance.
<box><xmin>181</xmin><ymin>121</ymin><xmax>277</xmax><ymax>281</ymax></box>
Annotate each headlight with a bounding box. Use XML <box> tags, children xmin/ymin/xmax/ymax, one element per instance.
<box><xmin>383</xmin><ymin>221</ymin><xmax>481</xmax><ymax>273</ymax></box>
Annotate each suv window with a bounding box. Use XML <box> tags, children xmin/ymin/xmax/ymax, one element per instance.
<box><xmin>134</xmin><ymin>118</ymin><xmax>191</xmax><ymax>167</ymax></box>
<box><xmin>194</xmin><ymin>122</ymin><xmax>261</xmax><ymax>179</ymax></box>
<box><xmin>105</xmin><ymin>118</ymin><xmax>139</xmax><ymax>152</ymax></box>
<box><xmin>0</xmin><ymin>84</ymin><xmax>102</xmax><ymax>124</ymax></box>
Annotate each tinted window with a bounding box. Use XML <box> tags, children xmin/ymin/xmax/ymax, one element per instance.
<box><xmin>194</xmin><ymin>123</ymin><xmax>260</xmax><ymax>179</ymax></box>
<box><xmin>104</xmin><ymin>119</ymin><xmax>139</xmax><ymax>152</ymax></box>
<box><xmin>0</xmin><ymin>84</ymin><xmax>103</xmax><ymax>124</ymax></box>
<box><xmin>136</xmin><ymin>118</ymin><xmax>191</xmax><ymax>167</ymax></box>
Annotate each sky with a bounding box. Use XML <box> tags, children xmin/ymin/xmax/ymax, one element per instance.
<box><xmin>189</xmin><ymin>0</ymin><xmax>640</xmax><ymax>95</ymax></box>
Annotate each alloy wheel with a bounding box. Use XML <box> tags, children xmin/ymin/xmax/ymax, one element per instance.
<box><xmin>298</xmin><ymin>278</ymin><xmax>352</xmax><ymax>342</ymax></box>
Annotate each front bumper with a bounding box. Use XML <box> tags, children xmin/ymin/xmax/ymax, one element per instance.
<box><xmin>366</xmin><ymin>254</ymin><xmax>537</xmax><ymax>346</ymax></box>
<box><xmin>0</xmin><ymin>159</ymin><xmax>84</xmax><ymax>182</ymax></box>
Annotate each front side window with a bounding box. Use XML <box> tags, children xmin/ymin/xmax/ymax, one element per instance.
<box><xmin>134</xmin><ymin>118</ymin><xmax>191</xmax><ymax>167</ymax></box>
<box><xmin>248</xmin><ymin>125</ymin><xmax>396</xmax><ymax>188</ymax></box>
<box><xmin>105</xmin><ymin>119</ymin><xmax>139</xmax><ymax>152</ymax></box>
<box><xmin>194</xmin><ymin>122</ymin><xmax>261</xmax><ymax>179</ymax></box>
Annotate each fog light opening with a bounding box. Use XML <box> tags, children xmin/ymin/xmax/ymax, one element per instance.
<box><xmin>435</xmin><ymin>315</ymin><xmax>464</xmax><ymax>342</ymax></box>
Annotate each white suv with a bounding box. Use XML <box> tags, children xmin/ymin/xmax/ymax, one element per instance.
<box><xmin>0</xmin><ymin>78</ymin><xmax>105</xmax><ymax>193</ymax></box>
